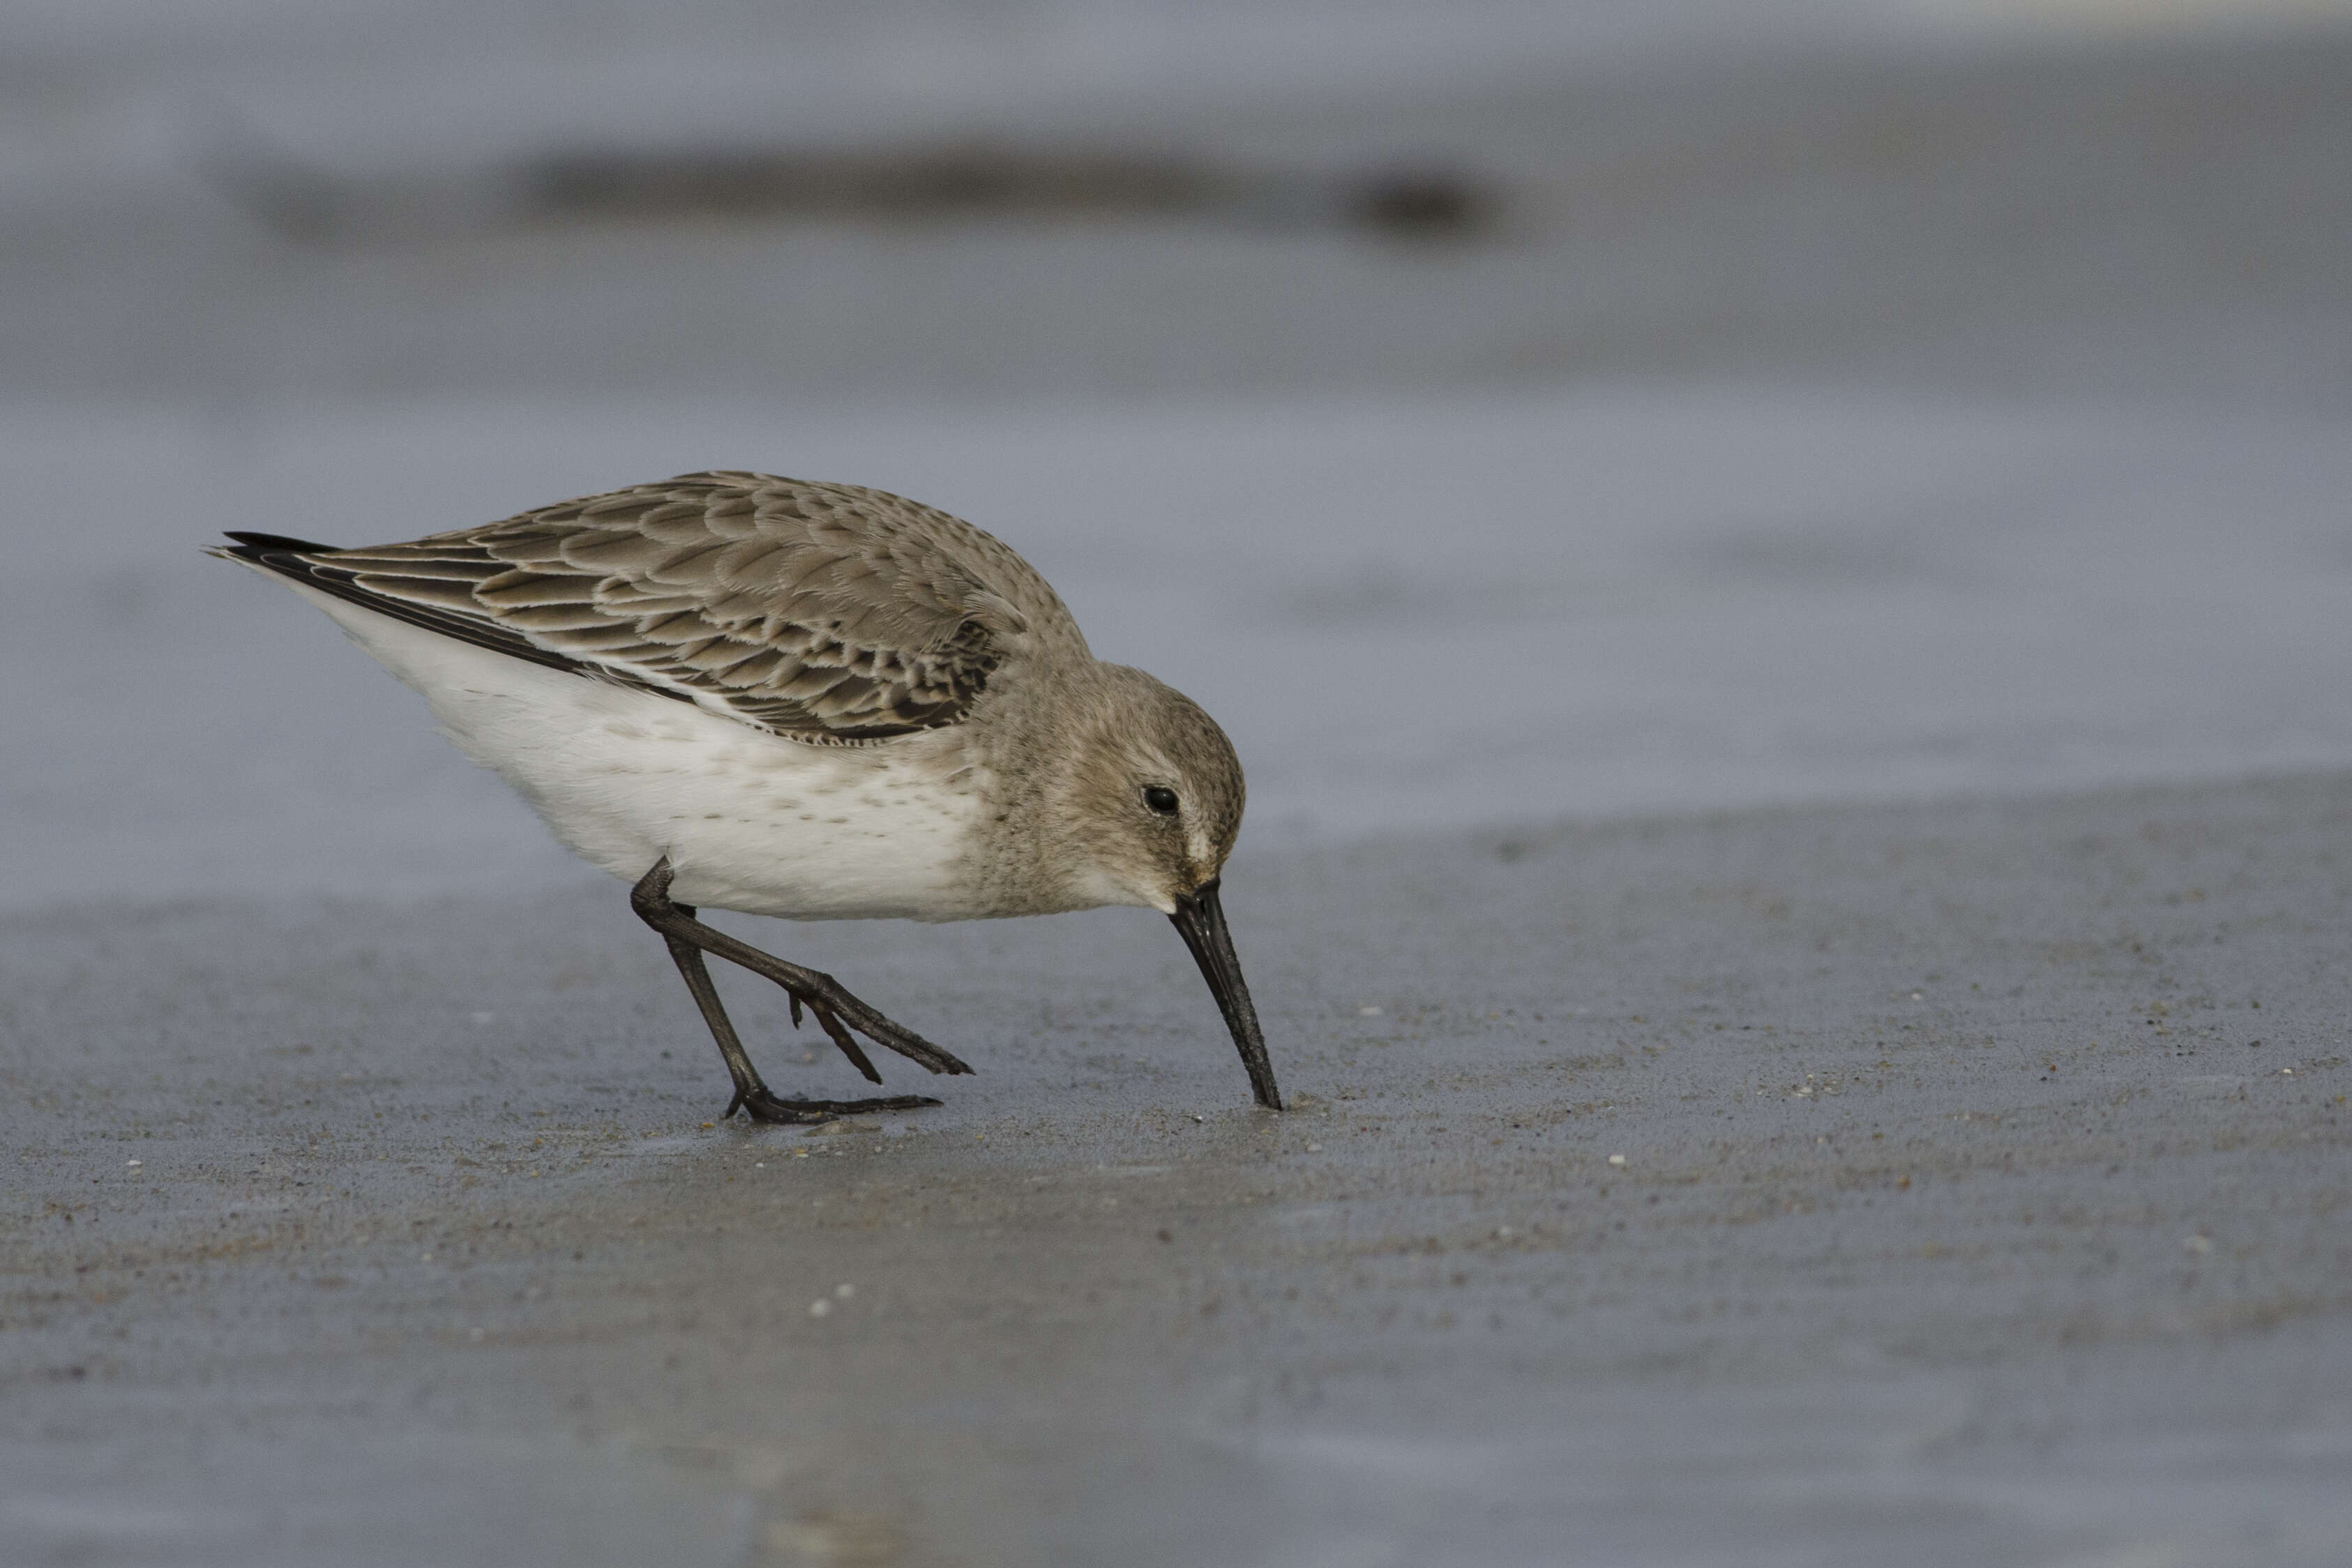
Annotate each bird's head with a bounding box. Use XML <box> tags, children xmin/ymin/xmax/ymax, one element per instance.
<box><xmin>1049</xmin><ymin>665</ymin><xmax>1245</xmax><ymax>915</ymax></box>
<box><xmin>1043</xmin><ymin>664</ymin><xmax>1280</xmax><ymax>1109</ymax></box>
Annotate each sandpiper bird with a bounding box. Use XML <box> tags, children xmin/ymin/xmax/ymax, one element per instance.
<box><xmin>212</xmin><ymin>471</ymin><xmax>1281</xmax><ymax>1122</ymax></box>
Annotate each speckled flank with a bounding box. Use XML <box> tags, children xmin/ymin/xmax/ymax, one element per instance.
<box><xmin>299</xmin><ymin>580</ymin><xmax>995</xmax><ymax>920</ymax></box>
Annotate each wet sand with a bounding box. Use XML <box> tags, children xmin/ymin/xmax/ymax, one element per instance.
<box><xmin>5</xmin><ymin>771</ymin><xmax>2348</xmax><ymax>1565</ymax></box>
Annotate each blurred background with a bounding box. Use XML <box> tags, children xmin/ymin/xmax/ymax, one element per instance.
<box><xmin>5</xmin><ymin>0</ymin><xmax>2349</xmax><ymax>907</ymax></box>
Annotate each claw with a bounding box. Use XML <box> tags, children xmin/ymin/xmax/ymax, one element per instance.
<box><xmin>789</xmin><ymin>993</ymin><xmax>804</xmax><ymax>1029</ymax></box>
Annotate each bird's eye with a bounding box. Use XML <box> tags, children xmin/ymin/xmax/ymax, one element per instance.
<box><xmin>1143</xmin><ymin>786</ymin><xmax>1180</xmax><ymax>816</ymax></box>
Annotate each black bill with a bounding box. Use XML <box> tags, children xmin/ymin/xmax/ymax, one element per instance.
<box><xmin>1169</xmin><ymin>879</ymin><xmax>1283</xmax><ymax>1110</ymax></box>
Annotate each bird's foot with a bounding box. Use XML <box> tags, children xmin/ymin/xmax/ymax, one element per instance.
<box><xmin>732</xmin><ymin>1088</ymin><xmax>944</xmax><ymax>1125</ymax></box>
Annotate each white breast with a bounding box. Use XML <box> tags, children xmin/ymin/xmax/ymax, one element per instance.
<box><xmin>291</xmin><ymin>584</ymin><xmax>992</xmax><ymax>921</ymax></box>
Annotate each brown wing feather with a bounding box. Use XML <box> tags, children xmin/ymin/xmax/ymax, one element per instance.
<box><xmin>277</xmin><ymin>472</ymin><xmax>1076</xmax><ymax>741</ymax></box>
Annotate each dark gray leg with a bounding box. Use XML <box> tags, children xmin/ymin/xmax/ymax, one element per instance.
<box><xmin>668</xmin><ymin>912</ymin><xmax>883</xmax><ymax>1086</ymax></box>
<box><xmin>632</xmin><ymin>858</ymin><xmax>972</xmax><ymax>1124</ymax></box>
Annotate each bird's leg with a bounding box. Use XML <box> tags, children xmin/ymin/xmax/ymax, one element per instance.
<box><xmin>631</xmin><ymin>859</ymin><xmax>972</xmax><ymax>1077</ymax></box>
<box><xmin>651</xmin><ymin>900</ymin><xmax>945</xmax><ymax>1124</ymax></box>
<box><xmin>656</xmin><ymin>925</ymin><xmax>804</xmax><ymax>1120</ymax></box>
<box><xmin>703</xmin><ymin>931</ymin><xmax>881</xmax><ymax>1083</ymax></box>
<box><xmin>631</xmin><ymin>859</ymin><xmax>972</xmax><ymax>1122</ymax></box>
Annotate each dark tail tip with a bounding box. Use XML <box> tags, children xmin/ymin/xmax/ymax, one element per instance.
<box><xmin>218</xmin><ymin>530</ymin><xmax>340</xmax><ymax>559</ymax></box>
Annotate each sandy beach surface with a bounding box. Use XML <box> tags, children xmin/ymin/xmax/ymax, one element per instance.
<box><xmin>5</xmin><ymin>770</ymin><xmax>2347</xmax><ymax>1565</ymax></box>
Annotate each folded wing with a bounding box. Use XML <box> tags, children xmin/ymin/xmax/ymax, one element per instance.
<box><xmin>222</xmin><ymin>472</ymin><xmax>1064</xmax><ymax>741</ymax></box>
